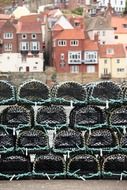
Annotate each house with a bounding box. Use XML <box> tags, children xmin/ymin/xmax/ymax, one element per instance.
<box><xmin>0</xmin><ymin>14</ymin><xmax>44</xmax><ymax>72</ymax></box>
<box><xmin>98</xmin><ymin>0</ymin><xmax>125</xmax><ymax>13</ymax></box>
<box><xmin>52</xmin><ymin>24</ymin><xmax>99</xmax><ymax>82</ymax></box>
<box><xmin>86</xmin><ymin>15</ymin><xmax>115</xmax><ymax>44</ymax></box>
<box><xmin>99</xmin><ymin>44</ymin><xmax>126</xmax><ymax>80</ymax></box>
<box><xmin>111</xmin><ymin>16</ymin><xmax>127</xmax><ymax>44</ymax></box>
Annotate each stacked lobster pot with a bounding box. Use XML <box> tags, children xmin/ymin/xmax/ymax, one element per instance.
<box><xmin>0</xmin><ymin>79</ymin><xmax>127</xmax><ymax>180</ymax></box>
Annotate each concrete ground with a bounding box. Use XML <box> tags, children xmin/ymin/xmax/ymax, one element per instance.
<box><xmin>0</xmin><ymin>180</ymin><xmax>127</xmax><ymax>190</ymax></box>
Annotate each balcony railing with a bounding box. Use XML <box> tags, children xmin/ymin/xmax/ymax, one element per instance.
<box><xmin>101</xmin><ymin>73</ymin><xmax>111</xmax><ymax>79</ymax></box>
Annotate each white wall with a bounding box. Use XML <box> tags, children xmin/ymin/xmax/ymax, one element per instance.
<box><xmin>0</xmin><ymin>53</ymin><xmax>44</xmax><ymax>72</ymax></box>
<box><xmin>98</xmin><ymin>0</ymin><xmax>125</xmax><ymax>12</ymax></box>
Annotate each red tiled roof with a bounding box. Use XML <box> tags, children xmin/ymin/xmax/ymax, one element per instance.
<box><xmin>52</xmin><ymin>24</ymin><xmax>64</xmax><ymax>31</ymax></box>
<box><xmin>53</xmin><ymin>29</ymin><xmax>85</xmax><ymax>40</ymax></box>
<box><xmin>84</xmin><ymin>39</ymin><xmax>98</xmax><ymax>51</ymax></box>
<box><xmin>99</xmin><ymin>44</ymin><xmax>126</xmax><ymax>58</ymax></box>
<box><xmin>111</xmin><ymin>16</ymin><xmax>127</xmax><ymax>34</ymax></box>
<box><xmin>17</xmin><ymin>21</ymin><xmax>41</xmax><ymax>33</ymax></box>
<box><xmin>0</xmin><ymin>14</ymin><xmax>10</xmax><ymax>20</ymax></box>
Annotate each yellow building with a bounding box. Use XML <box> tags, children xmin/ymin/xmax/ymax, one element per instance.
<box><xmin>99</xmin><ymin>44</ymin><xmax>127</xmax><ymax>80</ymax></box>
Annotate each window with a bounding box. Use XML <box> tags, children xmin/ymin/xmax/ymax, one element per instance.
<box><xmin>30</xmin><ymin>41</ymin><xmax>40</xmax><ymax>51</ymax></box>
<box><xmin>70</xmin><ymin>65</ymin><xmax>79</xmax><ymax>73</ymax></box>
<box><xmin>33</xmin><ymin>66</ymin><xmax>37</xmax><ymax>70</ymax></box>
<box><xmin>115</xmin><ymin>35</ymin><xmax>118</xmax><ymax>39</ymax></box>
<box><xmin>102</xmin><ymin>31</ymin><xmax>105</xmax><ymax>36</ymax></box>
<box><xmin>86</xmin><ymin>65</ymin><xmax>95</xmax><ymax>73</ymax></box>
<box><xmin>70</xmin><ymin>40</ymin><xmax>79</xmax><ymax>46</ymax></box>
<box><xmin>19</xmin><ymin>67</ymin><xmax>23</xmax><ymax>72</ymax></box>
<box><xmin>117</xmin><ymin>68</ymin><xmax>124</xmax><ymax>72</ymax></box>
<box><xmin>106</xmin><ymin>48</ymin><xmax>114</xmax><ymax>55</ymax></box>
<box><xmin>22</xmin><ymin>34</ymin><xmax>27</xmax><ymax>39</ymax></box>
<box><xmin>123</xmin><ymin>24</ymin><xmax>127</xmax><ymax>28</ymax></box>
<box><xmin>84</xmin><ymin>51</ymin><xmax>98</xmax><ymax>64</ymax></box>
<box><xmin>116</xmin><ymin>59</ymin><xmax>120</xmax><ymax>63</ymax></box>
<box><xmin>58</xmin><ymin>40</ymin><xmax>66</xmax><ymax>46</ymax></box>
<box><xmin>3</xmin><ymin>32</ymin><xmax>13</xmax><ymax>39</ymax></box>
<box><xmin>4</xmin><ymin>43</ymin><xmax>12</xmax><ymax>51</ymax></box>
<box><xmin>20</xmin><ymin>42</ymin><xmax>29</xmax><ymax>50</ymax></box>
<box><xmin>60</xmin><ymin>53</ymin><xmax>64</xmax><ymax>60</ymax></box>
<box><xmin>104</xmin><ymin>59</ymin><xmax>107</xmax><ymax>64</ymax></box>
<box><xmin>31</xmin><ymin>33</ymin><xmax>36</xmax><ymax>39</ymax></box>
<box><xmin>35</xmin><ymin>62</ymin><xmax>38</xmax><ymax>64</ymax></box>
<box><xmin>68</xmin><ymin>51</ymin><xmax>81</xmax><ymax>64</ymax></box>
<box><xmin>113</xmin><ymin>27</ymin><xmax>117</xmax><ymax>30</ymax></box>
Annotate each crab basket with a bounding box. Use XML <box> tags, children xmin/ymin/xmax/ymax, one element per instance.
<box><xmin>0</xmin><ymin>126</ymin><xmax>15</xmax><ymax>153</ymax></box>
<box><xmin>17</xmin><ymin>80</ymin><xmax>49</xmax><ymax>104</ymax></box>
<box><xmin>1</xmin><ymin>104</ymin><xmax>33</xmax><ymax>131</ymax></box>
<box><xmin>109</xmin><ymin>106</ymin><xmax>127</xmax><ymax>129</ymax></box>
<box><xmin>0</xmin><ymin>154</ymin><xmax>31</xmax><ymax>179</ymax></box>
<box><xmin>89</xmin><ymin>81</ymin><xmax>122</xmax><ymax>106</ymax></box>
<box><xmin>0</xmin><ymin>80</ymin><xmax>16</xmax><ymax>105</ymax></box>
<box><xmin>33</xmin><ymin>153</ymin><xmax>66</xmax><ymax>179</ymax></box>
<box><xmin>85</xmin><ymin>127</ymin><xmax>119</xmax><ymax>153</ymax></box>
<box><xmin>120</xmin><ymin>132</ymin><xmax>127</xmax><ymax>152</ymax></box>
<box><xmin>67</xmin><ymin>154</ymin><xmax>101</xmax><ymax>179</ymax></box>
<box><xmin>70</xmin><ymin>105</ymin><xmax>105</xmax><ymax>129</ymax></box>
<box><xmin>53</xmin><ymin>81</ymin><xmax>87</xmax><ymax>105</ymax></box>
<box><xmin>53</xmin><ymin>128</ymin><xmax>84</xmax><ymax>153</ymax></box>
<box><xmin>36</xmin><ymin>105</ymin><xmax>66</xmax><ymax>130</ymax></box>
<box><xmin>16</xmin><ymin>128</ymin><xmax>49</xmax><ymax>154</ymax></box>
<box><xmin>102</xmin><ymin>154</ymin><xmax>127</xmax><ymax>179</ymax></box>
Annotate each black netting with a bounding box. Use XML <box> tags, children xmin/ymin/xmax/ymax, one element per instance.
<box><xmin>68</xmin><ymin>154</ymin><xmax>100</xmax><ymax>175</ymax></box>
<box><xmin>85</xmin><ymin>128</ymin><xmax>118</xmax><ymax>148</ymax></box>
<box><xmin>110</xmin><ymin>106</ymin><xmax>127</xmax><ymax>125</ymax></box>
<box><xmin>53</xmin><ymin>128</ymin><xmax>83</xmax><ymax>150</ymax></box>
<box><xmin>0</xmin><ymin>80</ymin><xmax>15</xmax><ymax>103</ymax></box>
<box><xmin>91</xmin><ymin>81</ymin><xmax>121</xmax><ymax>101</ymax></box>
<box><xmin>0</xmin><ymin>155</ymin><xmax>31</xmax><ymax>174</ymax></box>
<box><xmin>36</xmin><ymin>105</ymin><xmax>66</xmax><ymax>126</ymax></box>
<box><xmin>0</xmin><ymin>128</ymin><xmax>14</xmax><ymax>149</ymax></box>
<box><xmin>1</xmin><ymin>105</ymin><xmax>33</xmax><ymax>129</ymax></box>
<box><xmin>102</xmin><ymin>154</ymin><xmax>127</xmax><ymax>174</ymax></box>
<box><xmin>120</xmin><ymin>133</ymin><xmax>127</xmax><ymax>148</ymax></box>
<box><xmin>17</xmin><ymin>128</ymin><xmax>48</xmax><ymax>149</ymax></box>
<box><xmin>18</xmin><ymin>80</ymin><xmax>49</xmax><ymax>102</ymax></box>
<box><xmin>34</xmin><ymin>153</ymin><xmax>65</xmax><ymax>174</ymax></box>
<box><xmin>55</xmin><ymin>82</ymin><xmax>87</xmax><ymax>101</ymax></box>
<box><xmin>50</xmin><ymin>82</ymin><xmax>59</xmax><ymax>98</ymax></box>
<box><xmin>70</xmin><ymin>105</ymin><xmax>105</xmax><ymax>126</ymax></box>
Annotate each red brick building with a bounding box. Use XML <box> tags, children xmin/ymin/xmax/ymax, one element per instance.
<box><xmin>52</xmin><ymin>26</ymin><xmax>99</xmax><ymax>75</ymax></box>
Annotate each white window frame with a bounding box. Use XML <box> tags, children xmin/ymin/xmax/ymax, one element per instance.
<box><xmin>70</xmin><ymin>40</ymin><xmax>79</xmax><ymax>46</ymax></box>
<box><xmin>22</xmin><ymin>34</ymin><xmax>27</xmax><ymax>39</ymax></box>
<box><xmin>4</xmin><ymin>43</ymin><xmax>12</xmax><ymax>51</ymax></box>
<box><xmin>68</xmin><ymin>51</ymin><xmax>81</xmax><ymax>64</ymax></box>
<box><xmin>60</xmin><ymin>53</ymin><xmax>64</xmax><ymax>60</ymax></box>
<box><xmin>31</xmin><ymin>33</ymin><xmax>37</xmax><ymax>39</ymax></box>
<box><xmin>20</xmin><ymin>42</ymin><xmax>29</xmax><ymax>51</ymax></box>
<box><xmin>30</xmin><ymin>41</ymin><xmax>40</xmax><ymax>51</ymax></box>
<box><xmin>84</xmin><ymin>51</ymin><xmax>98</xmax><ymax>64</ymax></box>
<box><xmin>3</xmin><ymin>32</ymin><xmax>13</xmax><ymax>39</ymax></box>
<box><xmin>58</xmin><ymin>40</ymin><xmax>67</xmax><ymax>46</ymax></box>
<box><xmin>117</xmin><ymin>68</ymin><xmax>124</xmax><ymax>72</ymax></box>
<box><xmin>86</xmin><ymin>65</ymin><xmax>95</xmax><ymax>73</ymax></box>
<box><xmin>70</xmin><ymin>65</ymin><xmax>79</xmax><ymax>73</ymax></box>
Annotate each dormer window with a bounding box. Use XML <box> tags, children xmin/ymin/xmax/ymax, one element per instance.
<box><xmin>123</xmin><ymin>24</ymin><xmax>127</xmax><ymax>28</ymax></box>
<box><xmin>58</xmin><ymin>40</ymin><xmax>66</xmax><ymax>46</ymax></box>
<box><xmin>31</xmin><ymin>33</ymin><xmax>36</xmax><ymax>39</ymax></box>
<box><xmin>106</xmin><ymin>48</ymin><xmax>114</xmax><ymax>55</ymax></box>
<box><xmin>70</xmin><ymin>40</ymin><xmax>79</xmax><ymax>46</ymax></box>
<box><xmin>22</xmin><ymin>34</ymin><xmax>27</xmax><ymax>39</ymax></box>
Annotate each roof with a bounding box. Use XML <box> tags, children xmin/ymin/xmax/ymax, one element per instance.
<box><xmin>12</xmin><ymin>6</ymin><xmax>30</xmax><ymax>19</ymax></box>
<box><xmin>17</xmin><ymin>21</ymin><xmax>41</xmax><ymax>33</ymax></box>
<box><xmin>86</xmin><ymin>16</ymin><xmax>112</xmax><ymax>31</ymax></box>
<box><xmin>84</xmin><ymin>39</ymin><xmax>98</xmax><ymax>51</ymax></box>
<box><xmin>0</xmin><ymin>14</ymin><xmax>10</xmax><ymax>20</ymax></box>
<box><xmin>111</xmin><ymin>16</ymin><xmax>127</xmax><ymax>34</ymax></box>
<box><xmin>53</xmin><ymin>29</ymin><xmax>85</xmax><ymax>40</ymax></box>
<box><xmin>99</xmin><ymin>44</ymin><xmax>126</xmax><ymax>58</ymax></box>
